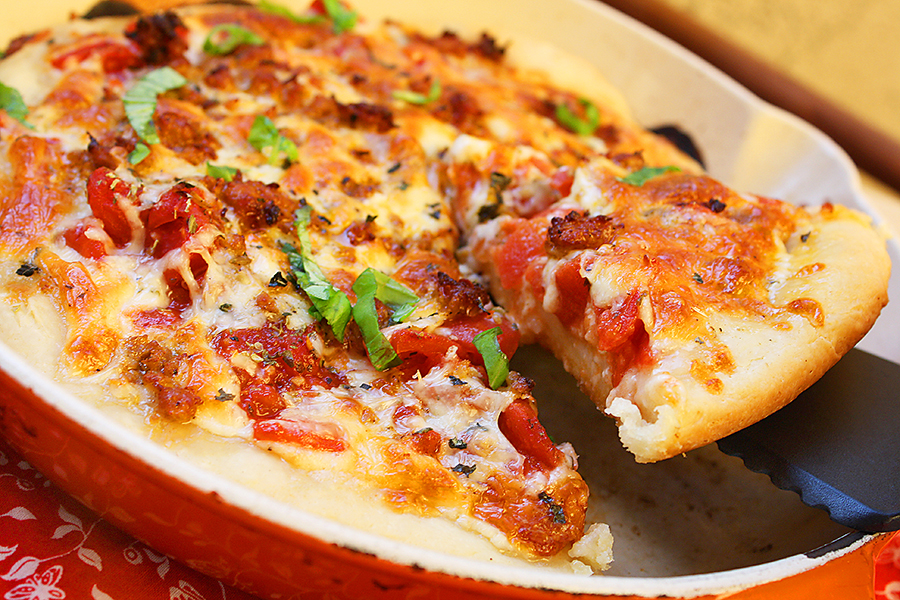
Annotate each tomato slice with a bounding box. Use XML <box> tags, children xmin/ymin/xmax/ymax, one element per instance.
<box><xmin>63</xmin><ymin>223</ymin><xmax>107</xmax><ymax>259</ymax></box>
<box><xmin>253</xmin><ymin>419</ymin><xmax>347</xmax><ymax>452</ymax></box>
<box><xmin>389</xmin><ymin>328</ymin><xmax>455</xmax><ymax>375</ymax></box>
<box><xmin>49</xmin><ymin>36</ymin><xmax>141</xmax><ymax>72</ymax></box>
<box><xmin>494</xmin><ymin>217</ymin><xmax>547</xmax><ymax>293</ymax></box>
<box><xmin>553</xmin><ymin>258</ymin><xmax>590</xmax><ymax>328</ymax></box>
<box><xmin>498</xmin><ymin>399</ymin><xmax>563</xmax><ymax>469</ymax></box>
<box><xmin>389</xmin><ymin>313</ymin><xmax>520</xmax><ymax>374</ymax></box>
<box><xmin>211</xmin><ymin>323</ymin><xmax>343</xmax><ymax>391</ymax></box>
<box><xmin>86</xmin><ymin>167</ymin><xmax>134</xmax><ymax>248</ymax></box>
<box><xmin>441</xmin><ymin>313</ymin><xmax>520</xmax><ymax>362</ymax></box>
<box><xmin>596</xmin><ymin>291</ymin><xmax>641</xmax><ymax>351</ymax></box>
<box><xmin>239</xmin><ymin>382</ymin><xmax>286</xmax><ymax>419</ymax></box>
<box><xmin>142</xmin><ymin>183</ymin><xmax>209</xmax><ymax>258</ymax></box>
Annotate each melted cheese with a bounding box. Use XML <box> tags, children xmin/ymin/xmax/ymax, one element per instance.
<box><xmin>0</xmin><ymin>3</ymin><xmax>605</xmax><ymax>566</ymax></box>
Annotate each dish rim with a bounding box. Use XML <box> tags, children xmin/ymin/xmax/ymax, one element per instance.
<box><xmin>0</xmin><ymin>343</ymin><xmax>877</xmax><ymax>597</ymax></box>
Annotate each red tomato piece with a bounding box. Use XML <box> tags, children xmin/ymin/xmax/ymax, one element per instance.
<box><xmin>407</xmin><ymin>428</ymin><xmax>442</xmax><ymax>457</ymax></box>
<box><xmin>49</xmin><ymin>37</ymin><xmax>141</xmax><ymax>72</ymax></box>
<box><xmin>441</xmin><ymin>313</ymin><xmax>520</xmax><ymax>363</ymax></box>
<box><xmin>494</xmin><ymin>217</ymin><xmax>547</xmax><ymax>293</ymax></box>
<box><xmin>553</xmin><ymin>258</ymin><xmax>590</xmax><ymax>328</ymax></box>
<box><xmin>389</xmin><ymin>313</ymin><xmax>519</xmax><ymax>375</ymax></box>
<box><xmin>307</xmin><ymin>0</ymin><xmax>329</xmax><ymax>15</ymax></box>
<box><xmin>211</xmin><ymin>323</ymin><xmax>343</xmax><ymax>391</ymax></box>
<box><xmin>142</xmin><ymin>183</ymin><xmax>209</xmax><ymax>258</ymax></box>
<box><xmin>596</xmin><ymin>291</ymin><xmax>641</xmax><ymax>351</ymax></box>
<box><xmin>162</xmin><ymin>268</ymin><xmax>192</xmax><ymax>312</ymax></box>
<box><xmin>129</xmin><ymin>308</ymin><xmax>181</xmax><ymax>329</ymax></box>
<box><xmin>253</xmin><ymin>419</ymin><xmax>347</xmax><ymax>452</ymax></box>
<box><xmin>86</xmin><ymin>167</ymin><xmax>134</xmax><ymax>248</ymax></box>
<box><xmin>498</xmin><ymin>399</ymin><xmax>563</xmax><ymax>469</ymax></box>
<box><xmin>549</xmin><ymin>166</ymin><xmax>575</xmax><ymax>198</ymax></box>
<box><xmin>389</xmin><ymin>328</ymin><xmax>456</xmax><ymax>374</ymax></box>
<box><xmin>63</xmin><ymin>223</ymin><xmax>107</xmax><ymax>259</ymax></box>
<box><xmin>239</xmin><ymin>382</ymin><xmax>286</xmax><ymax>419</ymax></box>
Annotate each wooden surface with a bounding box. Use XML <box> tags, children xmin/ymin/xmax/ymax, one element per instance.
<box><xmin>599</xmin><ymin>0</ymin><xmax>900</xmax><ymax>194</ymax></box>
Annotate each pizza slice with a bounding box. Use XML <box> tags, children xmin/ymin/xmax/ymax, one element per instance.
<box><xmin>447</xmin><ymin>148</ymin><xmax>890</xmax><ymax>462</ymax></box>
<box><xmin>346</xmin><ymin>18</ymin><xmax>890</xmax><ymax>462</ymax></box>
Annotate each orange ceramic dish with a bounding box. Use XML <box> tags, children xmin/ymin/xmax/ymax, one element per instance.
<box><xmin>0</xmin><ymin>350</ymin><xmax>892</xmax><ymax>598</ymax></box>
<box><xmin>1</xmin><ymin>0</ymin><xmax>898</xmax><ymax>598</ymax></box>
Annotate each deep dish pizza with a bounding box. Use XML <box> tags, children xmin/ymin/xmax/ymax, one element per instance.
<box><xmin>0</xmin><ymin>0</ymin><xmax>889</xmax><ymax>568</ymax></box>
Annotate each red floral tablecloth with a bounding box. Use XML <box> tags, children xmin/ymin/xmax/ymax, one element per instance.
<box><xmin>1</xmin><ymin>435</ymin><xmax>897</xmax><ymax>600</ymax></box>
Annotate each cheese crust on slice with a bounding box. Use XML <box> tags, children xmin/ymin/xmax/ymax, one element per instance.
<box><xmin>456</xmin><ymin>154</ymin><xmax>890</xmax><ymax>461</ymax></box>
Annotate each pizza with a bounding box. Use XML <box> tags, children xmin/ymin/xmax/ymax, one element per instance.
<box><xmin>0</xmin><ymin>0</ymin><xmax>889</xmax><ymax>569</ymax></box>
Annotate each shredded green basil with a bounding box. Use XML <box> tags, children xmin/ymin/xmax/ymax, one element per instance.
<box><xmin>258</xmin><ymin>0</ymin><xmax>326</xmax><ymax>24</ymax></box>
<box><xmin>555</xmin><ymin>98</ymin><xmax>599</xmax><ymax>136</ymax></box>
<box><xmin>282</xmin><ymin>206</ymin><xmax>352</xmax><ymax>340</ymax></box>
<box><xmin>0</xmin><ymin>81</ymin><xmax>33</xmax><ymax>128</ymax></box>
<box><xmin>361</xmin><ymin>268</ymin><xmax>418</xmax><ymax>323</ymax></box>
<box><xmin>203</xmin><ymin>24</ymin><xmax>265</xmax><ymax>55</ymax></box>
<box><xmin>321</xmin><ymin>0</ymin><xmax>357</xmax><ymax>33</ymax></box>
<box><xmin>206</xmin><ymin>162</ymin><xmax>238</xmax><ymax>181</ymax></box>
<box><xmin>393</xmin><ymin>79</ymin><xmax>441</xmax><ymax>105</ymax></box>
<box><xmin>258</xmin><ymin>0</ymin><xmax>354</xmax><ymax>32</ymax></box>
<box><xmin>472</xmin><ymin>326</ymin><xmax>509</xmax><ymax>389</ymax></box>
<box><xmin>617</xmin><ymin>165</ymin><xmax>681</xmax><ymax>186</ymax></box>
<box><xmin>128</xmin><ymin>143</ymin><xmax>150</xmax><ymax>164</ymax></box>
<box><xmin>248</xmin><ymin>115</ymin><xmax>299</xmax><ymax>165</ymax></box>
<box><xmin>351</xmin><ymin>269</ymin><xmax>402</xmax><ymax>371</ymax></box>
<box><xmin>284</xmin><ymin>208</ymin><xmax>418</xmax><ymax>371</ymax></box>
<box><xmin>123</xmin><ymin>67</ymin><xmax>188</xmax><ymax>144</ymax></box>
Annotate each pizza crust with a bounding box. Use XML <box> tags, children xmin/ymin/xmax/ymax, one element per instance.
<box><xmin>485</xmin><ymin>202</ymin><xmax>890</xmax><ymax>463</ymax></box>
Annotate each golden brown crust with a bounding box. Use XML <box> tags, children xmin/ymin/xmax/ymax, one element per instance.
<box><xmin>465</xmin><ymin>171</ymin><xmax>890</xmax><ymax>462</ymax></box>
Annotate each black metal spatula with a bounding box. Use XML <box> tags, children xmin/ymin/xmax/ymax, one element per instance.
<box><xmin>718</xmin><ymin>348</ymin><xmax>900</xmax><ymax>532</ymax></box>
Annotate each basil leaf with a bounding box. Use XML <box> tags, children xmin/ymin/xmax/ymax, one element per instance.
<box><xmin>0</xmin><ymin>81</ymin><xmax>33</xmax><ymax>128</ymax></box>
<box><xmin>393</xmin><ymin>79</ymin><xmax>441</xmax><ymax>105</ymax></box>
<box><xmin>258</xmin><ymin>0</ymin><xmax>326</xmax><ymax>24</ymax></box>
<box><xmin>473</xmin><ymin>326</ymin><xmax>509</xmax><ymax>389</ymax></box>
<box><xmin>617</xmin><ymin>165</ymin><xmax>681</xmax><ymax>187</ymax></box>
<box><xmin>203</xmin><ymin>24</ymin><xmax>265</xmax><ymax>56</ymax></box>
<box><xmin>123</xmin><ymin>67</ymin><xmax>188</xmax><ymax>144</ymax></box>
<box><xmin>129</xmin><ymin>142</ymin><xmax>151</xmax><ymax>164</ymax></box>
<box><xmin>206</xmin><ymin>162</ymin><xmax>238</xmax><ymax>181</ymax></box>
<box><xmin>555</xmin><ymin>98</ymin><xmax>599</xmax><ymax>136</ymax></box>
<box><xmin>257</xmin><ymin>0</ymin><xmax>353</xmax><ymax>32</ymax></box>
<box><xmin>283</xmin><ymin>206</ymin><xmax>352</xmax><ymax>339</ymax></box>
<box><xmin>248</xmin><ymin>114</ymin><xmax>298</xmax><ymax>165</ymax></box>
<box><xmin>293</xmin><ymin>205</ymin><xmax>314</xmax><ymax>255</ymax></box>
<box><xmin>282</xmin><ymin>242</ymin><xmax>352</xmax><ymax>340</ymax></box>
<box><xmin>361</xmin><ymin>268</ymin><xmax>418</xmax><ymax>323</ymax></box>
<box><xmin>321</xmin><ymin>0</ymin><xmax>357</xmax><ymax>34</ymax></box>
<box><xmin>351</xmin><ymin>269</ymin><xmax>401</xmax><ymax>371</ymax></box>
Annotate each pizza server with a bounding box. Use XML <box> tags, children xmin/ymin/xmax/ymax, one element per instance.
<box><xmin>718</xmin><ymin>347</ymin><xmax>900</xmax><ymax>533</ymax></box>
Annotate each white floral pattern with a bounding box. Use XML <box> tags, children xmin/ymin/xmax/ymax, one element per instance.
<box><xmin>3</xmin><ymin>565</ymin><xmax>65</xmax><ymax>600</ymax></box>
<box><xmin>878</xmin><ymin>581</ymin><xmax>900</xmax><ymax>600</ymax></box>
<box><xmin>1</xmin><ymin>441</ymin><xmax>253</xmax><ymax>600</ymax></box>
